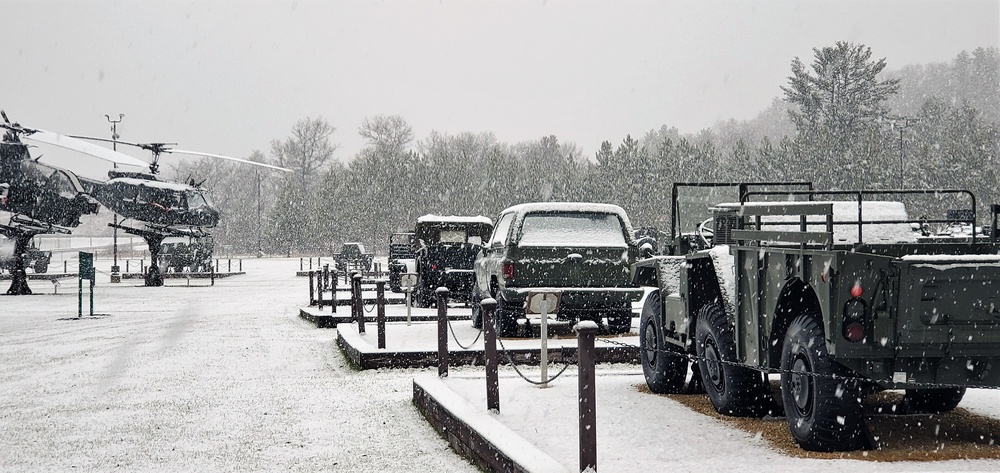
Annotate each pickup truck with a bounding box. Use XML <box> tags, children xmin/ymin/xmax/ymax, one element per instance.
<box><xmin>633</xmin><ymin>182</ymin><xmax>1000</xmax><ymax>451</ymax></box>
<box><xmin>474</xmin><ymin>202</ymin><xmax>643</xmax><ymax>336</ymax></box>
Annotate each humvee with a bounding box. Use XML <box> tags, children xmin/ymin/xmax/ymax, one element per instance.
<box><xmin>633</xmin><ymin>182</ymin><xmax>1000</xmax><ymax>451</ymax></box>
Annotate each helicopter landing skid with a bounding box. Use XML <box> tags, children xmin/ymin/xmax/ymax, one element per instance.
<box><xmin>109</xmin><ymin>222</ymin><xmax>208</xmax><ymax>287</ymax></box>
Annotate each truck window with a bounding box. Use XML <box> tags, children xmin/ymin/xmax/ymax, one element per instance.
<box><xmin>518</xmin><ymin>212</ymin><xmax>627</xmax><ymax>247</ymax></box>
<box><xmin>490</xmin><ymin>213</ymin><xmax>515</xmax><ymax>246</ymax></box>
<box><xmin>439</xmin><ymin>229</ymin><xmax>466</xmax><ymax>243</ymax></box>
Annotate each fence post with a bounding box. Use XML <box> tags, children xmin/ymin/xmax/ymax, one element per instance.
<box><xmin>376</xmin><ymin>280</ymin><xmax>386</xmax><ymax>349</ymax></box>
<box><xmin>300</xmin><ymin>257</ymin><xmax>303</xmax><ymax>272</ymax></box>
<box><xmin>353</xmin><ymin>273</ymin><xmax>365</xmax><ymax>334</ymax></box>
<box><xmin>331</xmin><ymin>270</ymin><xmax>338</xmax><ymax>312</ymax></box>
<box><xmin>577</xmin><ymin>321</ymin><xmax>598</xmax><ymax>473</ymax></box>
<box><xmin>482</xmin><ymin>298</ymin><xmax>499</xmax><ymax>413</ymax></box>
<box><xmin>308</xmin><ymin>270</ymin><xmax>316</xmax><ymax>306</ymax></box>
<box><xmin>436</xmin><ymin>287</ymin><xmax>450</xmax><ymax>378</ymax></box>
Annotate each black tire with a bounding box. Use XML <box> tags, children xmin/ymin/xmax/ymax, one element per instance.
<box><xmin>781</xmin><ymin>313</ymin><xmax>867</xmax><ymax>451</ymax></box>
<box><xmin>471</xmin><ymin>298</ymin><xmax>483</xmax><ymax>329</ymax></box>
<box><xmin>606</xmin><ymin>309</ymin><xmax>632</xmax><ymax>335</ymax></box>
<box><xmin>494</xmin><ymin>297</ymin><xmax>520</xmax><ymax>338</ymax></box>
<box><xmin>640</xmin><ymin>291</ymin><xmax>688</xmax><ymax>394</ymax></box>
<box><xmin>901</xmin><ymin>388</ymin><xmax>966</xmax><ymax>414</ymax></box>
<box><xmin>695</xmin><ymin>303</ymin><xmax>770</xmax><ymax>417</ymax></box>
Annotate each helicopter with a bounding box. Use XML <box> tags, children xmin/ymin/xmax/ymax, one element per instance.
<box><xmin>66</xmin><ymin>136</ymin><xmax>291</xmax><ymax>286</ymax></box>
<box><xmin>0</xmin><ymin>111</ymin><xmax>150</xmax><ymax>294</ymax></box>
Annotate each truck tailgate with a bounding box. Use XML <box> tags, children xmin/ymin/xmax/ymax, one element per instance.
<box><xmin>895</xmin><ymin>255</ymin><xmax>1000</xmax><ymax>353</ymax></box>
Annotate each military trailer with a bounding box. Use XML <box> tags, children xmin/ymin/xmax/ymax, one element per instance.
<box><xmin>633</xmin><ymin>182</ymin><xmax>1000</xmax><ymax>451</ymax></box>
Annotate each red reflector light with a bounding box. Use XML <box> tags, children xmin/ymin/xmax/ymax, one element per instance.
<box><xmin>844</xmin><ymin>322</ymin><xmax>865</xmax><ymax>342</ymax></box>
<box><xmin>850</xmin><ymin>284</ymin><xmax>863</xmax><ymax>298</ymax></box>
<box><xmin>501</xmin><ymin>262</ymin><xmax>514</xmax><ymax>281</ymax></box>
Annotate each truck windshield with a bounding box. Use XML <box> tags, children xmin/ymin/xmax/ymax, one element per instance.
<box><xmin>519</xmin><ymin>212</ymin><xmax>627</xmax><ymax>247</ymax></box>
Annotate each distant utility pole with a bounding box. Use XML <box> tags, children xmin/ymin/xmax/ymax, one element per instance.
<box><xmin>106</xmin><ymin>113</ymin><xmax>124</xmax><ymax>282</ymax></box>
<box><xmin>883</xmin><ymin>115</ymin><xmax>920</xmax><ymax>189</ymax></box>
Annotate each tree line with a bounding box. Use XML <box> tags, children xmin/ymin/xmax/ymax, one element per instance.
<box><xmin>172</xmin><ymin>44</ymin><xmax>999</xmax><ymax>257</ymax></box>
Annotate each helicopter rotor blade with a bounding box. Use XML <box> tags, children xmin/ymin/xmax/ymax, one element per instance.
<box><xmin>166</xmin><ymin>149</ymin><xmax>293</xmax><ymax>172</ymax></box>
<box><xmin>22</xmin><ymin>129</ymin><xmax>150</xmax><ymax>168</ymax></box>
<box><xmin>66</xmin><ymin>134</ymin><xmax>148</xmax><ymax>149</ymax></box>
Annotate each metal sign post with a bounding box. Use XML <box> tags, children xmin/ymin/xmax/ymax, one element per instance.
<box><xmin>401</xmin><ymin>273</ymin><xmax>418</xmax><ymax>325</ymax></box>
<box><xmin>526</xmin><ymin>291</ymin><xmax>561</xmax><ymax>388</ymax></box>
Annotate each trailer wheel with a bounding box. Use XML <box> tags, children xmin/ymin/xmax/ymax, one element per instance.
<box><xmin>696</xmin><ymin>303</ymin><xmax>769</xmax><ymax>416</ymax></box>
<box><xmin>781</xmin><ymin>313</ymin><xmax>867</xmax><ymax>451</ymax></box>
<box><xmin>640</xmin><ymin>291</ymin><xmax>688</xmax><ymax>393</ymax></box>
<box><xmin>901</xmin><ymin>388</ymin><xmax>966</xmax><ymax>414</ymax></box>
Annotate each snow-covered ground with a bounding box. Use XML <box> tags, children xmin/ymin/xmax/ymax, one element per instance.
<box><xmin>3</xmin><ymin>257</ymin><xmax>999</xmax><ymax>472</ymax></box>
<box><xmin>0</xmin><ymin>258</ymin><xmax>475</xmax><ymax>472</ymax></box>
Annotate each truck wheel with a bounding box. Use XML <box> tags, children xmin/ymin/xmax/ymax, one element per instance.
<box><xmin>640</xmin><ymin>291</ymin><xmax>688</xmax><ymax>394</ymax></box>
<box><xmin>901</xmin><ymin>388</ymin><xmax>966</xmax><ymax>414</ymax></box>
<box><xmin>606</xmin><ymin>309</ymin><xmax>632</xmax><ymax>334</ymax></box>
<box><xmin>33</xmin><ymin>261</ymin><xmax>48</xmax><ymax>274</ymax></box>
<box><xmin>696</xmin><ymin>303</ymin><xmax>769</xmax><ymax>417</ymax></box>
<box><xmin>494</xmin><ymin>298</ymin><xmax>519</xmax><ymax>338</ymax></box>
<box><xmin>781</xmin><ymin>313</ymin><xmax>866</xmax><ymax>451</ymax></box>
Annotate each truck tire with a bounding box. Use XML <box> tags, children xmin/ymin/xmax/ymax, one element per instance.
<box><xmin>696</xmin><ymin>303</ymin><xmax>769</xmax><ymax>417</ymax></box>
<box><xmin>606</xmin><ymin>309</ymin><xmax>632</xmax><ymax>334</ymax></box>
<box><xmin>901</xmin><ymin>388</ymin><xmax>966</xmax><ymax>414</ymax></box>
<box><xmin>494</xmin><ymin>298</ymin><xmax>520</xmax><ymax>338</ymax></box>
<box><xmin>33</xmin><ymin>261</ymin><xmax>48</xmax><ymax>274</ymax></box>
<box><xmin>640</xmin><ymin>291</ymin><xmax>688</xmax><ymax>394</ymax></box>
<box><xmin>781</xmin><ymin>313</ymin><xmax>866</xmax><ymax>451</ymax></box>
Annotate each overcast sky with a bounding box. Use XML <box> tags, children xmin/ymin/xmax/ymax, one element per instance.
<box><xmin>4</xmin><ymin>0</ymin><xmax>998</xmax><ymax>179</ymax></box>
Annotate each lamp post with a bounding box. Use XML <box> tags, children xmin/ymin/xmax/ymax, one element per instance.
<box><xmin>106</xmin><ymin>114</ymin><xmax>124</xmax><ymax>282</ymax></box>
<box><xmin>885</xmin><ymin>115</ymin><xmax>919</xmax><ymax>189</ymax></box>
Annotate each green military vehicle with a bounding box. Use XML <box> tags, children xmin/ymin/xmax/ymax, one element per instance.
<box><xmin>160</xmin><ymin>235</ymin><xmax>213</xmax><ymax>272</ymax></box>
<box><xmin>634</xmin><ymin>182</ymin><xmax>1000</xmax><ymax>451</ymax></box>
<box><xmin>474</xmin><ymin>202</ymin><xmax>643</xmax><ymax>336</ymax></box>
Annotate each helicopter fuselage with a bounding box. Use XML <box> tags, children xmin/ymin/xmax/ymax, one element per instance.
<box><xmin>87</xmin><ymin>171</ymin><xmax>221</xmax><ymax>229</ymax></box>
<box><xmin>0</xmin><ymin>141</ymin><xmax>100</xmax><ymax>228</ymax></box>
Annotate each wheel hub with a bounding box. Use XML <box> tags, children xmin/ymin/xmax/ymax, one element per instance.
<box><xmin>704</xmin><ymin>339</ymin><xmax>724</xmax><ymax>390</ymax></box>
<box><xmin>643</xmin><ymin>320</ymin><xmax>658</xmax><ymax>364</ymax></box>
<box><xmin>791</xmin><ymin>356</ymin><xmax>812</xmax><ymax>414</ymax></box>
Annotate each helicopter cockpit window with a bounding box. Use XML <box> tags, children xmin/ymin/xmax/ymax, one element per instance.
<box><xmin>187</xmin><ymin>192</ymin><xmax>207</xmax><ymax>209</ymax></box>
<box><xmin>47</xmin><ymin>171</ymin><xmax>75</xmax><ymax>198</ymax></box>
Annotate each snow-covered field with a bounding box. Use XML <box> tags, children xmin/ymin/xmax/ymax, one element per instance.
<box><xmin>0</xmin><ymin>258</ymin><xmax>475</xmax><ymax>472</ymax></box>
<box><xmin>3</xmin><ymin>257</ymin><xmax>999</xmax><ymax>472</ymax></box>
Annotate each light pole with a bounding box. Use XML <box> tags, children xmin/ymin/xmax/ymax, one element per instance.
<box><xmin>885</xmin><ymin>115</ymin><xmax>919</xmax><ymax>188</ymax></box>
<box><xmin>106</xmin><ymin>114</ymin><xmax>124</xmax><ymax>282</ymax></box>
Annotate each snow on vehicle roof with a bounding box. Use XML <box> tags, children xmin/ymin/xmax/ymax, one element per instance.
<box><xmin>416</xmin><ymin>214</ymin><xmax>493</xmax><ymax>225</ymax></box>
<box><xmin>717</xmin><ymin>200</ymin><xmax>918</xmax><ymax>244</ymax></box>
<box><xmin>501</xmin><ymin>202</ymin><xmax>629</xmax><ymax>217</ymax></box>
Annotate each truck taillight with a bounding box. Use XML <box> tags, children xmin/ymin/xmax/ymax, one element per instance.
<box><xmin>501</xmin><ymin>261</ymin><xmax>514</xmax><ymax>281</ymax></box>
<box><xmin>842</xmin><ymin>298</ymin><xmax>867</xmax><ymax>342</ymax></box>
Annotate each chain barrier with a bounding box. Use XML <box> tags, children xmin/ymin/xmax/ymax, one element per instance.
<box><xmin>445</xmin><ymin>317</ymin><xmax>484</xmax><ymax>350</ymax></box>
<box><xmin>362</xmin><ymin>301</ymin><xmax>377</xmax><ymax>313</ymax></box>
<box><xmin>496</xmin><ymin>334</ymin><xmax>574</xmax><ymax>386</ymax></box>
<box><xmin>596</xmin><ymin>336</ymin><xmax>1000</xmax><ymax>391</ymax></box>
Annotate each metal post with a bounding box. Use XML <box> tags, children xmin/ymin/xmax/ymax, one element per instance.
<box><xmin>106</xmin><ymin>113</ymin><xmax>123</xmax><ymax>283</ymax></box>
<box><xmin>482</xmin><ymin>298</ymin><xmax>499</xmax><ymax>413</ymax></box>
<box><xmin>577</xmin><ymin>321</ymin><xmax>598</xmax><ymax>473</ymax></box>
<box><xmin>376</xmin><ymin>280</ymin><xmax>386</xmax><ymax>349</ymax></box>
<box><xmin>540</xmin><ymin>301</ymin><xmax>550</xmax><ymax>388</ymax></box>
<box><xmin>405</xmin><ymin>288</ymin><xmax>413</xmax><ymax>325</ymax></box>
<box><xmin>300</xmin><ymin>257</ymin><xmax>303</xmax><ymax>271</ymax></box>
<box><xmin>330</xmin><ymin>271</ymin><xmax>338</xmax><ymax>312</ymax></box>
<box><xmin>308</xmin><ymin>270</ymin><xmax>316</xmax><ymax>306</ymax></box>
<box><xmin>437</xmin><ymin>287</ymin><xmax>450</xmax><ymax>378</ymax></box>
<box><xmin>353</xmin><ymin>273</ymin><xmax>364</xmax><ymax>334</ymax></box>
<box><xmin>239</xmin><ymin>259</ymin><xmax>242</xmax><ymax>272</ymax></box>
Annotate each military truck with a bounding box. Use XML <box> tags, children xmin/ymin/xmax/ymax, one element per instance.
<box><xmin>633</xmin><ymin>182</ymin><xmax>1000</xmax><ymax>451</ymax></box>
<box><xmin>160</xmin><ymin>235</ymin><xmax>213</xmax><ymax>272</ymax></box>
<box><xmin>0</xmin><ymin>236</ymin><xmax>51</xmax><ymax>274</ymax></box>
<box><xmin>396</xmin><ymin>215</ymin><xmax>493</xmax><ymax>307</ymax></box>
<box><xmin>333</xmin><ymin>242</ymin><xmax>373</xmax><ymax>272</ymax></box>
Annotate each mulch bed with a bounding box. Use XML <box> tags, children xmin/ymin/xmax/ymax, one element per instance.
<box><xmin>638</xmin><ymin>384</ymin><xmax>1000</xmax><ymax>461</ymax></box>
